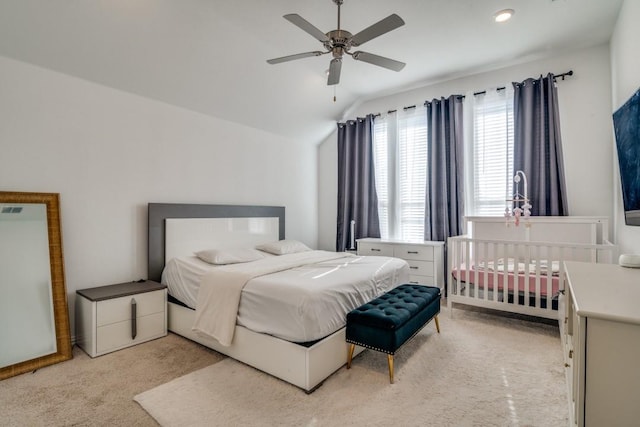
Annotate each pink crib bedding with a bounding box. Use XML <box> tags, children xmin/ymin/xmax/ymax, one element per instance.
<box><xmin>451</xmin><ymin>264</ymin><xmax>560</xmax><ymax>297</ymax></box>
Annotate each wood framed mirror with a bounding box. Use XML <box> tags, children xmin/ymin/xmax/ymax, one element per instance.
<box><xmin>0</xmin><ymin>191</ymin><xmax>72</xmax><ymax>380</ymax></box>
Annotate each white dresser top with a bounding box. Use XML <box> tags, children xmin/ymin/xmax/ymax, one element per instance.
<box><xmin>565</xmin><ymin>261</ymin><xmax>640</xmax><ymax>325</ymax></box>
<box><xmin>357</xmin><ymin>237</ymin><xmax>444</xmax><ymax>246</ymax></box>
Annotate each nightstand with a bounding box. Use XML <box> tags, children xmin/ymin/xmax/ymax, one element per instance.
<box><xmin>76</xmin><ymin>280</ymin><xmax>167</xmax><ymax>357</ymax></box>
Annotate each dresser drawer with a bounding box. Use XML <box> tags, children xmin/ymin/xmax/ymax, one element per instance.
<box><xmin>357</xmin><ymin>242</ymin><xmax>394</xmax><ymax>257</ymax></box>
<box><xmin>406</xmin><ymin>260</ymin><xmax>434</xmax><ymax>276</ymax></box>
<box><xmin>97</xmin><ymin>290</ymin><xmax>165</xmax><ymax>327</ymax></box>
<box><xmin>393</xmin><ymin>245</ymin><xmax>434</xmax><ymax>261</ymax></box>
<box><xmin>408</xmin><ymin>275</ymin><xmax>437</xmax><ymax>286</ymax></box>
<box><xmin>96</xmin><ymin>311</ymin><xmax>166</xmax><ymax>354</ymax></box>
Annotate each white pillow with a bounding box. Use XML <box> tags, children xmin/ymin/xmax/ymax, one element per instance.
<box><xmin>256</xmin><ymin>239</ymin><xmax>312</xmax><ymax>255</ymax></box>
<box><xmin>195</xmin><ymin>248</ymin><xmax>264</xmax><ymax>265</ymax></box>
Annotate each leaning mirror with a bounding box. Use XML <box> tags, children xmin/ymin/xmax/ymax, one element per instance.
<box><xmin>0</xmin><ymin>192</ymin><xmax>72</xmax><ymax>380</ymax></box>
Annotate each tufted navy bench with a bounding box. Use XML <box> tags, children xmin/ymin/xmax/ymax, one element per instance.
<box><xmin>346</xmin><ymin>284</ymin><xmax>441</xmax><ymax>383</ymax></box>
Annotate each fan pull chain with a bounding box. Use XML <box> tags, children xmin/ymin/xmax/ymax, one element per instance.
<box><xmin>333</xmin><ymin>85</ymin><xmax>337</xmax><ymax>103</ymax></box>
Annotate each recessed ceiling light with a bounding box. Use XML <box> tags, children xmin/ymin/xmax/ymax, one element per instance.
<box><xmin>494</xmin><ymin>8</ymin><xmax>515</xmax><ymax>23</ymax></box>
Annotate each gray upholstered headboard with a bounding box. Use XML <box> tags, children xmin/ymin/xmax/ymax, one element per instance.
<box><xmin>147</xmin><ymin>203</ymin><xmax>285</xmax><ymax>282</ymax></box>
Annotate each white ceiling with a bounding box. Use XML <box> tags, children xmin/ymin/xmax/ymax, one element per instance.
<box><xmin>0</xmin><ymin>0</ymin><xmax>623</xmax><ymax>145</ymax></box>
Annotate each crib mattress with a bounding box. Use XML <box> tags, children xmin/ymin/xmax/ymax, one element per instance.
<box><xmin>451</xmin><ymin>265</ymin><xmax>559</xmax><ymax>297</ymax></box>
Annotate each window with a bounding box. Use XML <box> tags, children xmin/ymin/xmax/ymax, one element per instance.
<box><xmin>372</xmin><ymin>88</ymin><xmax>515</xmax><ymax>241</ymax></box>
<box><xmin>373</xmin><ymin>107</ymin><xmax>428</xmax><ymax>241</ymax></box>
<box><xmin>470</xmin><ymin>88</ymin><xmax>514</xmax><ymax>216</ymax></box>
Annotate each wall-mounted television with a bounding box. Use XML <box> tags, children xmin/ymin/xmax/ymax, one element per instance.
<box><xmin>613</xmin><ymin>87</ymin><xmax>640</xmax><ymax>226</ymax></box>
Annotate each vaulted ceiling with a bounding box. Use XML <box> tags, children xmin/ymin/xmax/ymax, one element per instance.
<box><xmin>0</xmin><ymin>0</ymin><xmax>623</xmax><ymax>144</ymax></box>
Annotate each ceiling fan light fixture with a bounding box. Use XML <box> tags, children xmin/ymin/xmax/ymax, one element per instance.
<box><xmin>494</xmin><ymin>8</ymin><xmax>515</xmax><ymax>23</ymax></box>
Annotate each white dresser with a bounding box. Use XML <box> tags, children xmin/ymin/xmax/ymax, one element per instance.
<box><xmin>356</xmin><ymin>238</ymin><xmax>444</xmax><ymax>288</ymax></box>
<box><xmin>76</xmin><ymin>280</ymin><xmax>167</xmax><ymax>357</ymax></box>
<box><xmin>561</xmin><ymin>261</ymin><xmax>640</xmax><ymax>426</ymax></box>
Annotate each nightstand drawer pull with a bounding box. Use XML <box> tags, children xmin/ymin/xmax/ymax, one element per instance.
<box><xmin>370</xmin><ymin>248</ymin><xmax>381</xmax><ymax>252</ymax></box>
<box><xmin>407</xmin><ymin>251</ymin><xmax>419</xmax><ymax>254</ymax></box>
<box><xmin>131</xmin><ymin>298</ymin><xmax>137</xmax><ymax>340</ymax></box>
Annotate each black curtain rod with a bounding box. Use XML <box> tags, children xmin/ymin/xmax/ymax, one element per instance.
<box><xmin>472</xmin><ymin>70</ymin><xmax>574</xmax><ymax>97</ymax></box>
<box><xmin>374</xmin><ymin>105</ymin><xmax>413</xmax><ymax>117</ymax></box>
<box><xmin>473</xmin><ymin>87</ymin><xmax>506</xmax><ymax>97</ymax></box>
<box><xmin>372</xmin><ymin>70</ymin><xmax>574</xmax><ymax>117</ymax></box>
<box><xmin>555</xmin><ymin>70</ymin><xmax>574</xmax><ymax>80</ymax></box>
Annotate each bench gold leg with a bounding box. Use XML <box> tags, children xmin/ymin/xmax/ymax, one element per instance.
<box><xmin>347</xmin><ymin>344</ymin><xmax>355</xmax><ymax>369</ymax></box>
<box><xmin>387</xmin><ymin>354</ymin><xmax>394</xmax><ymax>384</ymax></box>
<box><xmin>434</xmin><ymin>315</ymin><xmax>440</xmax><ymax>333</ymax></box>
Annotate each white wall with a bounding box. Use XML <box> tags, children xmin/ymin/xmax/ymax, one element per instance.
<box><xmin>610</xmin><ymin>0</ymin><xmax>640</xmax><ymax>255</ymax></box>
<box><xmin>318</xmin><ymin>45</ymin><xmax>615</xmax><ymax>251</ymax></box>
<box><xmin>0</xmin><ymin>55</ymin><xmax>318</xmax><ymax>334</ymax></box>
<box><xmin>318</xmin><ymin>131</ymin><xmax>338</xmax><ymax>251</ymax></box>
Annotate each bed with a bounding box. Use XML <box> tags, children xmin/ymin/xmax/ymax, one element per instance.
<box><xmin>147</xmin><ymin>203</ymin><xmax>409</xmax><ymax>392</ymax></box>
<box><xmin>447</xmin><ymin>216</ymin><xmax>616</xmax><ymax>320</ymax></box>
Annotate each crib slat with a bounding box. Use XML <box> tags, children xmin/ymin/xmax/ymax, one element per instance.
<box><xmin>496</xmin><ymin>243</ymin><xmax>503</xmax><ymax>304</ymax></box>
<box><xmin>472</xmin><ymin>240</ymin><xmax>479</xmax><ymax>300</ymax></box>
<box><xmin>482</xmin><ymin>241</ymin><xmax>489</xmax><ymax>301</ymax></box>
<box><xmin>464</xmin><ymin>240</ymin><xmax>470</xmax><ymax>298</ymax></box>
<box><xmin>533</xmin><ymin>244</ymin><xmax>541</xmax><ymax>309</ymax></box>
<box><xmin>493</xmin><ymin>243</ymin><xmax>509</xmax><ymax>305</ymax></box>
<box><xmin>524</xmin><ymin>243</ymin><xmax>529</xmax><ymax>308</ymax></box>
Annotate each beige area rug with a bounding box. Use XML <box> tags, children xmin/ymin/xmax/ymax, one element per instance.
<box><xmin>0</xmin><ymin>333</ymin><xmax>224</xmax><ymax>426</ymax></box>
<box><xmin>135</xmin><ymin>309</ymin><xmax>568</xmax><ymax>427</ymax></box>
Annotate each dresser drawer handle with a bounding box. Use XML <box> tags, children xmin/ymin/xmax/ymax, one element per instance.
<box><xmin>407</xmin><ymin>251</ymin><xmax>419</xmax><ymax>254</ymax></box>
<box><xmin>370</xmin><ymin>248</ymin><xmax>381</xmax><ymax>252</ymax></box>
<box><xmin>410</xmin><ymin>266</ymin><xmax>419</xmax><ymax>270</ymax></box>
<box><xmin>131</xmin><ymin>298</ymin><xmax>137</xmax><ymax>340</ymax></box>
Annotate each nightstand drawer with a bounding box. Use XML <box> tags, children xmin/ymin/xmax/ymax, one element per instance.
<box><xmin>393</xmin><ymin>245</ymin><xmax>434</xmax><ymax>261</ymax></box>
<box><xmin>96</xmin><ymin>311</ymin><xmax>166</xmax><ymax>354</ymax></box>
<box><xmin>406</xmin><ymin>260</ymin><xmax>434</xmax><ymax>276</ymax></box>
<box><xmin>97</xmin><ymin>290</ymin><xmax>165</xmax><ymax>326</ymax></box>
<box><xmin>357</xmin><ymin>242</ymin><xmax>394</xmax><ymax>257</ymax></box>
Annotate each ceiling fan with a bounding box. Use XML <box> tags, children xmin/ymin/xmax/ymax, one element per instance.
<box><xmin>267</xmin><ymin>0</ymin><xmax>406</xmax><ymax>86</ymax></box>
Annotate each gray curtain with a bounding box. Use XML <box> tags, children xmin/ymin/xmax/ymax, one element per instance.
<box><xmin>424</xmin><ymin>95</ymin><xmax>465</xmax><ymax>241</ymax></box>
<box><xmin>512</xmin><ymin>73</ymin><xmax>568</xmax><ymax>216</ymax></box>
<box><xmin>336</xmin><ymin>114</ymin><xmax>380</xmax><ymax>252</ymax></box>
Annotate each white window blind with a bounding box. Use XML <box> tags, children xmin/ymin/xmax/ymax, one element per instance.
<box><xmin>373</xmin><ymin>107</ymin><xmax>428</xmax><ymax>241</ymax></box>
<box><xmin>373</xmin><ymin>119</ymin><xmax>390</xmax><ymax>239</ymax></box>
<box><xmin>471</xmin><ymin>89</ymin><xmax>514</xmax><ymax>216</ymax></box>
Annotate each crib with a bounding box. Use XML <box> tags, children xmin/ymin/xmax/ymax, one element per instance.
<box><xmin>447</xmin><ymin>217</ymin><xmax>616</xmax><ymax>320</ymax></box>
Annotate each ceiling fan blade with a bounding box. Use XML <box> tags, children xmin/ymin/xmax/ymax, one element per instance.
<box><xmin>267</xmin><ymin>51</ymin><xmax>325</xmax><ymax>65</ymax></box>
<box><xmin>351</xmin><ymin>14</ymin><xmax>405</xmax><ymax>47</ymax></box>
<box><xmin>327</xmin><ymin>58</ymin><xmax>342</xmax><ymax>85</ymax></box>
<box><xmin>352</xmin><ymin>51</ymin><xmax>406</xmax><ymax>71</ymax></box>
<box><xmin>284</xmin><ymin>14</ymin><xmax>330</xmax><ymax>43</ymax></box>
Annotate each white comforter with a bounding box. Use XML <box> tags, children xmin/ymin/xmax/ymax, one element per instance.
<box><xmin>192</xmin><ymin>251</ymin><xmax>351</xmax><ymax>346</ymax></box>
<box><xmin>167</xmin><ymin>251</ymin><xmax>409</xmax><ymax>345</ymax></box>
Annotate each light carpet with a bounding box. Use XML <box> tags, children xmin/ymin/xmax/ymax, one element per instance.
<box><xmin>134</xmin><ymin>308</ymin><xmax>568</xmax><ymax>427</ymax></box>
